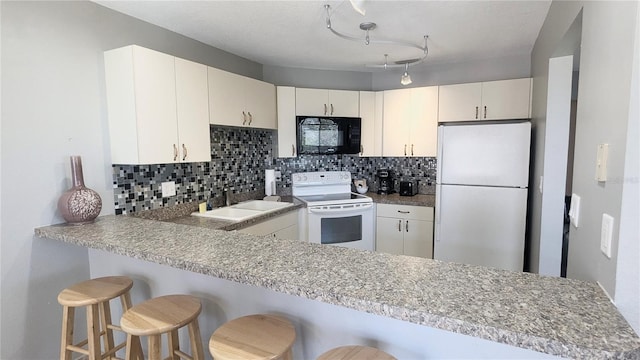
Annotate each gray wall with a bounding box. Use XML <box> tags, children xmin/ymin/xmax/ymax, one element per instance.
<box><xmin>0</xmin><ymin>1</ymin><xmax>260</xmax><ymax>358</ymax></box>
<box><xmin>529</xmin><ymin>0</ymin><xmax>639</xmax><ymax>331</ymax></box>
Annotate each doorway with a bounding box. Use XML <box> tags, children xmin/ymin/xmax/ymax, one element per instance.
<box><xmin>538</xmin><ymin>12</ymin><xmax>582</xmax><ymax>277</ymax></box>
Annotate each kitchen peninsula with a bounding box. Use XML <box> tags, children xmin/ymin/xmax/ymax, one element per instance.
<box><xmin>35</xmin><ymin>214</ymin><xmax>639</xmax><ymax>359</ymax></box>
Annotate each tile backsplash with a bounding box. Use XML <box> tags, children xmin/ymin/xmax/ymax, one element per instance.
<box><xmin>113</xmin><ymin>126</ymin><xmax>436</xmax><ymax>214</ymax></box>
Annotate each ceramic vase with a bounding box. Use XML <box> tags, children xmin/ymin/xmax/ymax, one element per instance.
<box><xmin>57</xmin><ymin>156</ymin><xmax>102</xmax><ymax>225</ymax></box>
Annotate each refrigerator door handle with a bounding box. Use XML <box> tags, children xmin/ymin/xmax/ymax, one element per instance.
<box><xmin>435</xmin><ymin>185</ymin><xmax>442</xmax><ymax>242</ymax></box>
<box><xmin>436</xmin><ymin>126</ymin><xmax>444</xmax><ymax>184</ymax></box>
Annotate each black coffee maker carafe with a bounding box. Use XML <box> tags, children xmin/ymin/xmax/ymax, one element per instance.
<box><xmin>377</xmin><ymin>169</ymin><xmax>395</xmax><ymax>194</ymax></box>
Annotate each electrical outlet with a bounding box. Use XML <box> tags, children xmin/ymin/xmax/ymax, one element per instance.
<box><xmin>161</xmin><ymin>181</ymin><xmax>176</xmax><ymax>197</ymax></box>
<box><xmin>600</xmin><ymin>214</ymin><xmax>614</xmax><ymax>258</ymax></box>
<box><xmin>275</xmin><ymin>171</ymin><xmax>282</xmax><ymax>182</ymax></box>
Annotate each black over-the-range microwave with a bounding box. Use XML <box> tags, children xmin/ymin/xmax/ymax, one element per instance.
<box><xmin>296</xmin><ymin>116</ymin><xmax>362</xmax><ymax>155</ymax></box>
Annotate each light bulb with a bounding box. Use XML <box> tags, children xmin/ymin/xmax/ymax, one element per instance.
<box><xmin>400</xmin><ymin>63</ymin><xmax>412</xmax><ymax>85</ymax></box>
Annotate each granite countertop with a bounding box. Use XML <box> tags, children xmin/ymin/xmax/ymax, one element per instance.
<box><xmin>35</xmin><ymin>215</ymin><xmax>640</xmax><ymax>359</ymax></box>
<box><xmin>366</xmin><ymin>192</ymin><xmax>435</xmax><ymax>207</ymax></box>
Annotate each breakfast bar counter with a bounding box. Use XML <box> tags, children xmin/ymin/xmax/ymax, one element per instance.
<box><xmin>35</xmin><ymin>215</ymin><xmax>640</xmax><ymax>359</ymax></box>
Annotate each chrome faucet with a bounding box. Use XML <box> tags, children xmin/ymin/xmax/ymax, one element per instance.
<box><xmin>223</xmin><ymin>188</ymin><xmax>231</xmax><ymax>207</ymax></box>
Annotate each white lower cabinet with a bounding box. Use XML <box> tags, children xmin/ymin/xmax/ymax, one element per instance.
<box><xmin>376</xmin><ymin>204</ymin><xmax>434</xmax><ymax>258</ymax></box>
<box><xmin>238</xmin><ymin>211</ymin><xmax>298</xmax><ymax>240</ymax></box>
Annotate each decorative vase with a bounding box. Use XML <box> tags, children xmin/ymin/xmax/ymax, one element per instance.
<box><xmin>57</xmin><ymin>156</ymin><xmax>102</xmax><ymax>225</ymax></box>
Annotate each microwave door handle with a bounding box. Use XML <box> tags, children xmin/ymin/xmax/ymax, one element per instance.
<box><xmin>308</xmin><ymin>203</ymin><xmax>373</xmax><ymax>215</ymax></box>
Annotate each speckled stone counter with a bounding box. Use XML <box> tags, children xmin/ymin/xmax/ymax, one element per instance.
<box><xmin>35</xmin><ymin>216</ymin><xmax>639</xmax><ymax>359</ymax></box>
<box><xmin>367</xmin><ymin>192</ymin><xmax>435</xmax><ymax>207</ymax></box>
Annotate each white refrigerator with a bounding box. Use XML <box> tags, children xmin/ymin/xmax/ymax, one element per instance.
<box><xmin>434</xmin><ymin>122</ymin><xmax>531</xmax><ymax>271</ymax></box>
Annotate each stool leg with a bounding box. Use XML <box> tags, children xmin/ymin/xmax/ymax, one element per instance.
<box><xmin>167</xmin><ymin>330</ymin><xmax>180</xmax><ymax>360</ymax></box>
<box><xmin>121</xmin><ymin>292</ymin><xmax>143</xmax><ymax>357</ymax></box>
<box><xmin>125</xmin><ymin>333</ymin><xmax>142</xmax><ymax>360</ymax></box>
<box><xmin>188</xmin><ymin>318</ymin><xmax>204</xmax><ymax>360</ymax></box>
<box><xmin>60</xmin><ymin>306</ymin><xmax>74</xmax><ymax>360</ymax></box>
<box><xmin>87</xmin><ymin>304</ymin><xmax>101</xmax><ymax>360</ymax></box>
<box><xmin>100</xmin><ymin>301</ymin><xmax>116</xmax><ymax>359</ymax></box>
<box><xmin>282</xmin><ymin>347</ymin><xmax>293</xmax><ymax>360</ymax></box>
<box><xmin>148</xmin><ymin>334</ymin><xmax>162</xmax><ymax>360</ymax></box>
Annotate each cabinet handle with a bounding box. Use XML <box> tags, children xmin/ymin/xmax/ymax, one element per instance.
<box><xmin>292</xmin><ymin>144</ymin><xmax>296</xmax><ymax>156</ymax></box>
<box><xmin>173</xmin><ymin>144</ymin><xmax>178</xmax><ymax>161</ymax></box>
<box><xmin>411</xmin><ymin>144</ymin><xmax>414</xmax><ymax>156</ymax></box>
<box><xmin>248</xmin><ymin>112</ymin><xmax>253</xmax><ymax>125</ymax></box>
<box><xmin>242</xmin><ymin>111</ymin><xmax>247</xmax><ymax>125</ymax></box>
<box><xmin>360</xmin><ymin>144</ymin><xmax>364</xmax><ymax>155</ymax></box>
<box><xmin>182</xmin><ymin>144</ymin><xmax>187</xmax><ymax>161</ymax></box>
<box><xmin>484</xmin><ymin>105</ymin><xmax>487</xmax><ymax>119</ymax></box>
<box><xmin>404</xmin><ymin>144</ymin><xmax>407</xmax><ymax>156</ymax></box>
<box><xmin>475</xmin><ymin>106</ymin><xmax>479</xmax><ymax>119</ymax></box>
<box><xmin>324</xmin><ymin>104</ymin><xmax>327</xmax><ymax>115</ymax></box>
<box><xmin>330</xmin><ymin>103</ymin><xmax>334</xmax><ymax>115</ymax></box>
<box><xmin>398</xmin><ymin>220</ymin><xmax>402</xmax><ymax>232</ymax></box>
<box><xmin>406</xmin><ymin>220</ymin><xmax>409</xmax><ymax>232</ymax></box>
<box><xmin>397</xmin><ymin>210</ymin><xmax>410</xmax><ymax>214</ymax></box>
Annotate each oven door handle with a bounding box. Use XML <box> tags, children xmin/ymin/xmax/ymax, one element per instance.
<box><xmin>308</xmin><ymin>203</ymin><xmax>373</xmax><ymax>214</ymax></box>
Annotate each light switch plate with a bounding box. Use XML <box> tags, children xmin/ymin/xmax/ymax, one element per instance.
<box><xmin>161</xmin><ymin>181</ymin><xmax>176</xmax><ymax>197</ymax></box>
<box><xmin>600</xmin><ymin>213</ymin><xmax>614</xmax><ymax>258</ymax></box>
<box><xmin>596</xmin><ymin>143</ymin><xmax>609</xmax><ymax>182</ymax></box>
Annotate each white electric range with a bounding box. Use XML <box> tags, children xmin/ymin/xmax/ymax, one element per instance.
<box><xmin>292</xmin><ymin>171</ymin><xmax>374</xmax><ymax>251</ymax></box>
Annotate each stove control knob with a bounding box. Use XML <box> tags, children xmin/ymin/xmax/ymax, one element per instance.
<box><xmin>303</xmin><ymin>175</ymin><xmax>308</xmax><ymax>181</ymax></box>
<box><xmin>294</xmin><ymin>175</ymin><xmax>300</xmax><ymax>182</ymax></box>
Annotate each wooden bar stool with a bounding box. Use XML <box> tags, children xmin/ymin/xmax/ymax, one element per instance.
<box><xmin>317</xmin><ymin>345</ymin><xmax>396</xmax><ymax>360</ymax></box>
<box><xmin>208</xmin><ymin>314</ymin><xmax>295</xmax><ymax>360</ymax></box>
<box><xmin>58</xmin><ymin>275</ymin><xmax>141</xmax><ymax>360</ymax></box>
<box><xmin>120</xmin><ymin>294</ymin><xmax>204</xmax><ymax>360</ymax></box>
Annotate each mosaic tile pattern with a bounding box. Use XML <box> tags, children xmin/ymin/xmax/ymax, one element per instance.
<box><xmin>113</xmin><ymin>126</ymin><xmax>436</xmax><ymax>214</ymax></box>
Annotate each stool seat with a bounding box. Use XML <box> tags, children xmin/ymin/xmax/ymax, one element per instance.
<box><xmin>121</xmin><ymin>294</ymin><xmax>204</xmax><ymax>360</ymax></box>
<box><xmin>317</xmin><ymin>345</ymin><xmax>397</xmax><ymax>360</ymax></box>
<box><xmin>209</xmin><ymin>314</ymin><xmax>295</xmax><ymax>360</ymax></box>
<box><xmin>121</xmin><ymin>294</ymin><xmax>201</xmax><ymax>336</ymax></box>
<box><xmin>58</xmin><ymin>276</ymin><xmax>133</xmax><ymax>306</ymax></box>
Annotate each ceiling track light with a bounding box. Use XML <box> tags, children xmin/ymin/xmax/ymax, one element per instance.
<box><xmin>323</xmin><ymin>4</ymin><xmax>429</xmax><ymax>70</ymax></box>
<box><xmin>400</xmin><ymin>63</ymin><xmax>412</xmax><ymax>86</ymax></box>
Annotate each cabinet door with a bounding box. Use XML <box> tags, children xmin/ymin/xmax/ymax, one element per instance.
<box><xmin>438</xmin><ymin>82</ymin><xmax>482</xmax><ymax>122</ymax></box>
<box><xmin>382</xmin><ymin>89</ymin><xmax>411</xmax><ymax>156</ymax></box>
<box><xmin>175</xmin><ymin>58</ymin><xmax>211</xmax><ymax>163</ymax></box>
<box><xmin>245</xmin><ymin>78</ymin><xmax>276</xmax><ymax>129</ymax></box>
<box><xmin>132</xmin><ymin>47</ymin><xmax>179</xmax><ymax>164</ymax></box>
<box><xmin>376</xmin><ymin>217</ymin><xmax>404</xmax><ymax>255</ymax></box>
<box><xmin>277</xmin><ymin>87</ymin><xmax>297</xmax><ymax>158</ymax></box>
<box><xmin>409</xmin><ymin>86</ymin><xmax>439</xmax><ymax>157</ymax></box>
<box><xmin>358</xmin><ymin>91</ymin><xmax>382</xmax><ymax>157</ymax></box>
<box><xmin>208</xmin><ymin>67</ymin><xmax>245</xmax><ymax>126</ymax></box>
<box><xmin>328</xmin><ymin>90</ymin><xmax>359</xmax><ymax>117</ymax></box>
<box><xmin>404</xmin><ymin>219</ymin><xmax>434</xmax><ymax>258</ymax></box>
<box><xmin>296</xmin><ymin>88</ymin><xmax>328</xmax><ymax>116</ymax></box>
<box><xmin>481</xmin><ymin>78</ymin><xmax>531</xmax><ymax>120</ymax></box>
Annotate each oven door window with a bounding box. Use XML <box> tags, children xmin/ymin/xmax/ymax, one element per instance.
<box><xmin>320</xmin><ymin>215</ymin><xmax>362</xmax><ymax>244</ymax></box>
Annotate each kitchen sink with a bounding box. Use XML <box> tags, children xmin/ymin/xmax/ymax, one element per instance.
<box><xmin>232</xmin><ymin>200</ymin><xmax>294</xmax><ymax>211</ymax></box>
<box><xmin>192</xmin><ymin>200</ymin><xmax>294</xmax><ymax>222</ymax></box>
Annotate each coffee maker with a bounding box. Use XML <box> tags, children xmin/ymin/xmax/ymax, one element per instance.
<box><xmin>377</xmin><ymin>169</ymin><xmax>395</xmax><ymax>194</ymax></box>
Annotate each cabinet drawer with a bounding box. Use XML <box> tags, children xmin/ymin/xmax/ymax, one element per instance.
<box><xmin>376</xmin><ymin>204</ymin><xmax>433</xmax><ymax>221</ymax></box>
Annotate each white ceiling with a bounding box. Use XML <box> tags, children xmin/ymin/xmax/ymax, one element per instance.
<box><xmin>94</xmin><ymin>0</ymin><xmax>551</xmax><ymax>72</ymax></box>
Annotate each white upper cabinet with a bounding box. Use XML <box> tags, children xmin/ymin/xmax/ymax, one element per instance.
<box><xmin>438</xmin><ymin>78</ymin><xmax>532</xmax><ymax>122</ymax></box>
<box><xmin>276</xmin><ymin>86</ymin><xmax>297</xmax><ymax>158</ymax></box>
<box><xmin>104</xmin><ymin>45</ymin><xmax>211</xmax><ymax>165</ymax></box>
<box><xmin>208</xmin><ymin>67</ymin><xmax>276</xmax><ymax>129</ymax></box>
<box><xmin>382</xmin><ymin>86</ymin><xmax>439</xmax><ymax>157</ymax></box>
<box><xmin>295</xmin><ymin>88</ymin><xmax>359</xmax><ymax>117</ymax></box>
<box><xmin>174</xmin><ymin>58</ymin><xmax>213</xmax><ymax>163</ymax></box>
<box><xmin>358</xmin><ymin>91</ymin><xmax>383</xmax><ymax>157</ymax></box>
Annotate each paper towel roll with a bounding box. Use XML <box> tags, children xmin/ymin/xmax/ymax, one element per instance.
<box><xmin>265</xmin><ymin>169</ymin><xmax>276</xmax><ymax>196</ymax></box>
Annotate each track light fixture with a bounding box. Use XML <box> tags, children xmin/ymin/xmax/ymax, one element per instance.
<box><xmin>324</xmin><ymin>4</ymin><xmax>428</xmax><ymax>86</ymax></box>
